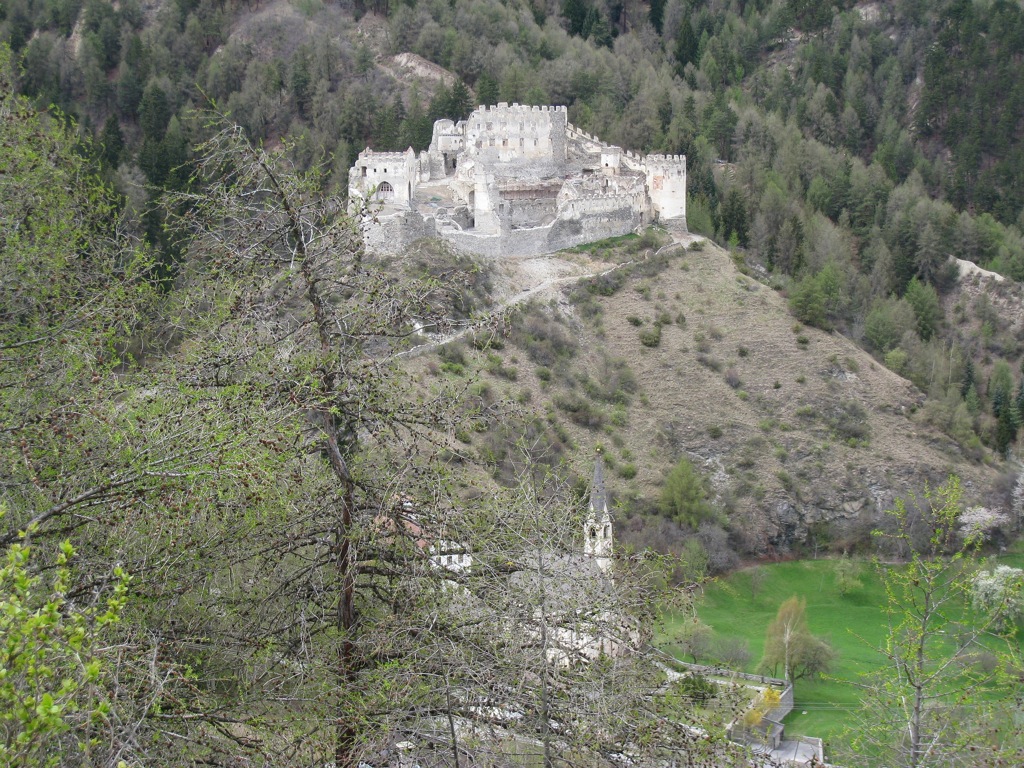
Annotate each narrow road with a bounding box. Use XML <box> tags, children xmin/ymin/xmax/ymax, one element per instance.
<box><xmin>394</xmin><ymin>229</ymin><xmax>700</xmax><ymax>360</ymax></box>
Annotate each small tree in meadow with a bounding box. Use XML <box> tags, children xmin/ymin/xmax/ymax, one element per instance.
<box><xmin>834</xmin><ymin>552</ymin><xmax>863</xmax><ymax>595</ymax></box>
<box><xmin>674</xmin><ymin>619</ymin><xmax>714</xmax><ymax>663</ymax></box>
<box><xmin>748</xmin><ymin>565</ymin><xmax>769</xmax><ymax>599</ymax></box>
<box><xmin>761</xmin><ymin>596</ymin><xmax>834</xmax><ymax>680</ymax></box>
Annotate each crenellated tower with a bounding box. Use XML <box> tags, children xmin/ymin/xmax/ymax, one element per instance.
<box><xmin>642</xmin><ymin>154</ymin><xmax>687</xmax><ymax>224</ymax></box>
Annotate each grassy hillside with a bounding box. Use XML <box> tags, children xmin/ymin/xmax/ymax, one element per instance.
<box><xmin>665</xmin><ymin>559</ymin><xmax>893</xmax><ymax>743</ymax></box>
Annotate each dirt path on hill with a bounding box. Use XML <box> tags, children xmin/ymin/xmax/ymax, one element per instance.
<box><xmin>394</xmin><ymin>229</ymin><xmax>700</xmax><ymax>359</ymax></box>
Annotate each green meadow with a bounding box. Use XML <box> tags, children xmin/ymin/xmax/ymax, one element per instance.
<box><xmin>658</xmin><ymin>552</ymin><xmax>1024</xmax><ymax>750</ymax></box>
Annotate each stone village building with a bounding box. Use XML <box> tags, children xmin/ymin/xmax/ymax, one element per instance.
<box><xmin>417</xmin><ymin>454</ymin><xmax>638</xmax><ymax>667</ymax></box>
<box><xmin>349</xmin><ymin>103</ymin><xmax>687</xmax><ymax>257</ymax></box>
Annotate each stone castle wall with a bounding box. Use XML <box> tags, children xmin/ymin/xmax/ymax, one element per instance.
<box><xmin>361</xmin><ymin>210</ymin><xmax>437</xmax><ymax>254</ymax></box>
<box><xmin>503</xmin><ymin>197</ymin><xmax>558</xmax><ymax>229</ymax></box>
<box><xmin>350</xmin><ymin>104</ymin><xmax>685</xmax><ymax>256</ymax></box>
<box><xmin>466</xmin><ymin>104</ymin><xmax>568</xmax><ymax>175</ymax></box>
<box><xmin>441</xmin><ymin>203</ymin><xmax>639</xmax><ymax>258</ymax></box>
<box><xmin>559</xmin><ymin>189</ymin><xmax>647</xmax><ymax>219</ymax></box>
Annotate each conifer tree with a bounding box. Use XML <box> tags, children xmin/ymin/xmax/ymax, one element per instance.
<box><xmin>475</xmin><ymin>71</ymin><xmax>499</xmax><ymax>107</ymax></box>
<box><xmin>446</xmin><ymin>78</ymin><xmax>473</xmax><ymax>121</ymax></box>
<box><xmin>99</xmin><ymin>113</ymin><xmax>124</xmax><ymax>167</ymax></box>
<box><xmin>562</xmin><ymin>0</ymin><xmax>587</xmax><ymax>37</ymax></box>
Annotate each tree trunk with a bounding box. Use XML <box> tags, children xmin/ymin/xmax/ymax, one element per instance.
<box><xmin>537</xmin><ymin>546</ymin><xmax>553</xmax><ymax>768</ymax></box>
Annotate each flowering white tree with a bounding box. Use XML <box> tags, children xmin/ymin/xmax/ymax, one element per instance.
<box><xmin>971</xmin><ymin>564</ymin><xmax>1024</xmax><ymax>630</ymax></box>
<box><xmin>958</xmin><ymin>506</ymin><xmax>1010</xmax><ymax>543</ymax></box>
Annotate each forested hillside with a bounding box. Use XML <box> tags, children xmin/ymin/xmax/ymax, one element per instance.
<box><xmin>4</xmin><ymin>0</ymin><xmax>1024</xmax><ymax>463</ymax></box>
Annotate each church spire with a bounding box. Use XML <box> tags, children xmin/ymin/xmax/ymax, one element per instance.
<box><xmin>590</xmin><ymin>452</ymin><xmax>610</xmax><ymax>523</ymax></box>
<box><xmin>585</xmin><ymin>452</ymin><xmax>613</xmax><ymax>574</ymax></box>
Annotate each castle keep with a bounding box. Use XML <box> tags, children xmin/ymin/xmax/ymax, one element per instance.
<box><xmin>349</xmin><ymin>103</ymin><xmax>687</xmax><ymax>257</ymax></box>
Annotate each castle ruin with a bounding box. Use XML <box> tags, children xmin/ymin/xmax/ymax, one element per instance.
<box><xmin>349</xmin><ymin>103</ymin><xmax>687</xmax><ymax>257</ymax></box>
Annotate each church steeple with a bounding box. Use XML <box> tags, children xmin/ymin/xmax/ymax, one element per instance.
<box><xmin>585</xmin><ymin>452</ymin><xmax>613</xmax><ymax>573</ymax></box>
<box><xmin>590</xmin><ymin>453</ymin><xmax>610</xmax><ymax>522</ymax></box>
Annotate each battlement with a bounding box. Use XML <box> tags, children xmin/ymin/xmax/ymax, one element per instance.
<box><xmin>355</xmin><ymin>148</ymin><xmax>415</xmax><ymax>162</ymax></box>
<box><xmin>467</xmin><ymin>104</ymin><xmax>568</xmax><ymax>132</ymax></box>
<box><xmin>644</xmin><ymin>154</ymin><xmax>687</xmax><ymax>165</ymax></box>
<box><xmin>560</xmin><ymin>190</ymin><xmax>646</xmax><ymax>218</ymax></box>
<box><xmin>566</xmin><ymin>125</ymin><xmax>602</xmax><ymax>144</ymax></box>
<box><xmin>477</xmin><ymin>103</ymin><xmax>568</xmax><ymax>114</ymax></box>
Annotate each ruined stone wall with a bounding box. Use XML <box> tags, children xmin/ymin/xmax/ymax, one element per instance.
<box><xmin>360</xmin><ymin>210</ymin><xmax>437</xmax><ymax>255</ymax></box>
<box><xmin>423</xmin><ymin>150</ymin><xmax>445</xmax><ymax>181</ymax></box>
<box><xmin>443</xmin><ymin>226</ymin><xmax>551</xmax><ymax>258</ymax></box>
<box><xmin>498</xmin><ymin>183</ymin><xmax>561</xmax><ymax>228</ymax></box>
<box><xmin>426</xmin><ymin>119</ymin><xmax>465</xmax><ymax>180</ymax></box>
<box><xmin>559</xmin><ymin>189</ymin><xmax>646</xmax><ymax>219</ymax></box>
<box><xmin>561</xmin><ymin>205</ymin><xmax>642</xmax><ymax>247</ymax></box>
<box><xmin>502</xmin><ymin>197</ymin><xmax>558</xmax><ymax>228</ymax></box>
<box><xmin>434</xmin><ymin>205</ymin><xmax>473</xmax><ymax>231</ymax></box>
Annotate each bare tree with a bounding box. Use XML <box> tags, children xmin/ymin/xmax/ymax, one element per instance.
<box><xmin>748</xmin><ymin>565</ymin><xmax>768</xmax><ymax>599</ymax></box>
<box><xmin>1</xmin><ymin>95</ymin><xmax>760</xmax><ymax>767</ymax></box>
<box><xmin>148</xmin><ymin>113</ymin><xmax>477</xmax><ymax>766</ymax></box>
<box><xmin>2</xmin><ymin>91</ymin><xmax>473</xmax><ymax>766</ymax></box>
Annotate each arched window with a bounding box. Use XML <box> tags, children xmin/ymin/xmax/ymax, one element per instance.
<box><xmin>376</xmin><ymin>181</ymin><xmax>394</xmax><ymax>200</ymax></box>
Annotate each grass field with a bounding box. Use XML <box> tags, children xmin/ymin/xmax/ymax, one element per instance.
<box><xmin>657</xmin><ymin>553</ymin><xmax>1024</xmax><ymax>751</ymax></box>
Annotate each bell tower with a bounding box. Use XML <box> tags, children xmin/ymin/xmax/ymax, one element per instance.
<box><xmin>584</xmin><ymin>453</ymin><xmax>613</xmax><ymax>574</ymax></box>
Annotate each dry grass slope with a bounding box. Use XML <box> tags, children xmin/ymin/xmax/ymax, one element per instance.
<box><xmin>409</xmin><ymin>237</ymin><xmax>1001</xmax><ymax>555</ymax></box>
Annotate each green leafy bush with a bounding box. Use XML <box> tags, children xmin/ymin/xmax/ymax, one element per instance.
<box><xmin>639</xmin><ymin>325</ymin><xmax>662</xmax><ymax>347</ymax></box>
<box><xmin>676</xmin><ymin>674</ymin><xmax>718</xmax><ymax>703</ymax></box>
<box><xmin>0</xmin><ymin>520</ymin><xmax>130</xmax><ymax>767</ymax></box>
